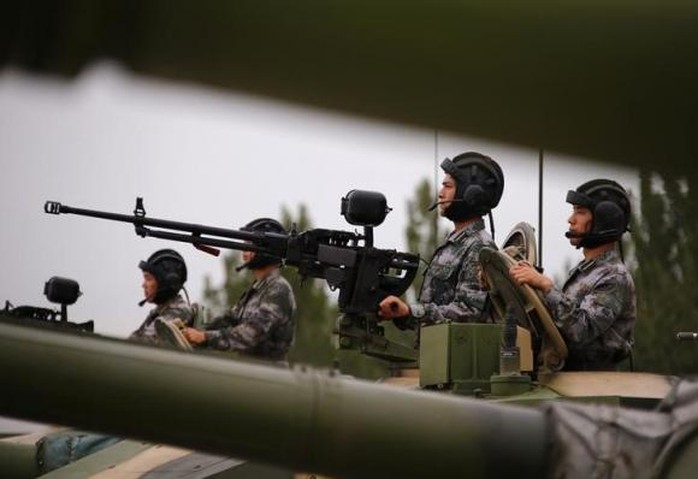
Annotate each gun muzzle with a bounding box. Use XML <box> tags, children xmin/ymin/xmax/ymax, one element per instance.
<box><xmin>676</xmin><ymin>332</ymin><xmax>698</xmax><ymax>341</ymax></box>
<box><xmin>44</xmin><ymin>201</ymin><xmax>63</xmax><ymax>214</ymax></box>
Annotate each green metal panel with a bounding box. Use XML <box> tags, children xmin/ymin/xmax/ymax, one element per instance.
<box><xmin>419</xmin><ymin>324</ymin><xmax>451</xmax><ymax>387</ymax></box>
<box><xmin>0</xmin><ymin>440</ymin><xmax>38</xmax><ymax>479</ymax></box>
<box><xmin>420</xmin><ymin>323</ymin><xmax>503</xmax><ymax>394</ymax></box>
<box><xmin>490</xmin><ymin>375</ymin><xmax>533</xmax><ymax>398</ymax></box>
<box><xmin>450</xmin><ymin>324</ymin><xmax>502</xmax><ymax>394</ymax></box>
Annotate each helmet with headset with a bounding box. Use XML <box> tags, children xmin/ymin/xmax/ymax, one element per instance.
<box><xmin>439</xmin><ymin>151</ymin><xmax>505</xmax><ymax>222</ymax></box>
<box><xmin>565</xmin><ymin>179</ymin><xmax>631</xmax><ymax>248</ymax></box>
<box><xmin>139</xmin><ymin>249</ymin><xmax>187</xmax><ymax>304</ymax></box>
<box><xmin>240</xmin><ymin>218</ymin><xmax>286</xmax><ymax>270</ymax></box>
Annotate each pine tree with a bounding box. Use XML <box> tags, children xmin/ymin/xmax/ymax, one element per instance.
<box><xmin>279</xmin><ymin>204</ymin><xmax>336</xmax><ymax>367</ymax></box>
<box><xmin>201</xmin><ymin>253</ymin><xmax>247</xmax><ymax>319</ymax></box>
<box><xmin>630</xmin><ymin>170</ymin><xmax>698</xmax><ymax>375</ymax></box>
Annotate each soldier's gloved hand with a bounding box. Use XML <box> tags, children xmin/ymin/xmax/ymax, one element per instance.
<box><xmin>378</xmin><ymin>295</ymin><xmax>410</xmax><ymax>319</ymax></box>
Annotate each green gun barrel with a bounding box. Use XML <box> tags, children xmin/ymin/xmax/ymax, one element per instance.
<box><xmin>0</xmin><ymin>321</ymin><xmax>547</xmax><ymax>478</ymax></box>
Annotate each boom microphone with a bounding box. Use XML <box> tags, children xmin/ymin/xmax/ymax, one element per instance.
<box><xmin>428</xmin><ymin>199</ymin><xmax>465</xmax><ymax>212</ymax></box>
<box><xmin>565</xmin><ymin>229</ymin><xmax>616</xmax><ymax>239</ymax></box>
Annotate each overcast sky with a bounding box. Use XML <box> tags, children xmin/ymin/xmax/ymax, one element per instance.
<box><xmin>0</xmin><ymin>62</ymin><xmax>638</xmax><ymax>339</ymax></box>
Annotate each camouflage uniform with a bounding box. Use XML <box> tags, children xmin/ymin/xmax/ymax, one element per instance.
<box><xmin>204</xmin><ymin>269</ymin><xmax>296</xmax><ymax>361</ymax></box>
<box><xmin>544</xmin><ymin>249</ymin><xmax>636</xmax><ymax>371</ymax></box>
<box><xmin>399</xmin><ymin>218</ymin><xmax>495</xmax><ymax>329</ymax></box>
<box><xmin>129</xmin><ymin>295</ymin><xmax>195</xmax><ymax>345</ymax></box>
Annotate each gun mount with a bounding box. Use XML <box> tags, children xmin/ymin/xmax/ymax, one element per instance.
<box><xmin>44</xmin><ymin>192</ymin><xmax>420</xmax><ymax>362</ymax></box>
<box><xmin>1</xmin><ymin>276</ymin><xmax>93</xmax><ymax>333</ymax></box>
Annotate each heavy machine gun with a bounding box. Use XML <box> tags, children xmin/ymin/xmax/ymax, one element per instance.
<box><xmin>44</xmin><ymin>190</ymin><xmax>420</xmax><ymax>362</ymax></box>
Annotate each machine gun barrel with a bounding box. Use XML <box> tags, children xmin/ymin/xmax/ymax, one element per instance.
<box><xmin>44</xmin><ymin>200</ymin><xmax>281</xmax><ymax>256</ymax></box>
<box><xmin>676</xmin><ymin>332</ymin><xmax>698</xmax><ymax>341</ymax></box>
<box><xmin>44</xmin><ymin>197</ymin><xmax>420</xmax><ymax>321</ymax></box>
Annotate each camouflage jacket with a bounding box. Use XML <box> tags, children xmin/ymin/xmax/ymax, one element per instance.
<box><xmin>129</xmin><ymin>294</ymin><xmax>195</xmax><ymax>345</ymax></box>
<box><xmin>403</xmin><ymin>218</ymin><xmax>495</xmax><ymax>327</ymax></box>
<box><xmin>204</xmin><ymin>269</ymin><xmax>296</xmax><ymax>361</ymax></box>
<box><xmin>544</xmin><ymin>249</ymin><xmax>636</xmax><ymax>371</ymax></box>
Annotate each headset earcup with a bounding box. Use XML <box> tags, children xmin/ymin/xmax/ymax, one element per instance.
<box><xmin>163</xmin><ymin>271</ymin><xmax>182</xmax><ymax>288</ymax></box>
<box><xmin>593</xmin><ymin>201</ymin><xmax>624</xmax><ymax>235</ymax></box>
<box><xmin>454</xmin><ymin>158</ymin><xmax>502</xmax><ymax>209</ymax></box>
<box><xmin>463</xmin><ymin>184</ymin><xmax>485</xmax><ymax>206</ymax></box>
<box><xmin>150</xmin><ymin>250</ymin><xmax>187</xmax><ymax>284</ymax></box>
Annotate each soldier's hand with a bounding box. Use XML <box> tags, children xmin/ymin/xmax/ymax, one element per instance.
<box><xmin>509</xmin><ymin>261</ymin><xmax>554</xmax><ymax>293</ymax></box>
<box><xmin>182</xmin><ymin>327</ymin><xmax>207</xmax><ymax>345</ymax></box>
<box><xmin>378</xmin><ymin>295</ymin><xmax>410</xmax><ymax>319</ymax></box>
<box><xmin>478</xmin><ymin>266</ymin><xmax>490</xmax><ymax>289</ymax></box>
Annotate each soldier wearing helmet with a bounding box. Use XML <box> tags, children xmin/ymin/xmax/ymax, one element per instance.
<box><xmin>130</xmin><ymin>249</ymin><xmax>196</xmax><ymax>345</ymax></box>
<box><xmin>182</xmin><ymin>218</ymin><xmax>297</xmax><ymax>361</ymax></box>
<box><xmin>378</xmin><ymin>151</ymin><xmax>504</xmax><ymax>327</ymax></box>
<box><xmin>510</xmin><ymin>179</ymin><xmax>636</xmax><ymax>370</ymax></box>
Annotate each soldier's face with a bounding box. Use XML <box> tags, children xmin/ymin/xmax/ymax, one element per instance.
<box><xmin>568</xmin><ymin>205</ymin><xmax>593</xmax><ymax>246</ymax></box>
<box><xmin>142</xmin><ymin>271</ymin><xmax>158</xmax><ymax>303</ymax></box>
<box><xmin>438</xmin><ymin>174</ymin><xmax>457</xmax><ymax>216</ymax></box>
<box><xmin>242</xmin><ymin>250</ymin><xmax>256</xmax><ymax>265</ymax></box>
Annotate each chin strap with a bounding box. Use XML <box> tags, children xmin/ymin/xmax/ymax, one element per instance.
<box><xmin>619</xmin><ymin>241</ymin><xmax>625</xmax><ymax>263</ymax></box>
<box><xmin>488</xmin><ymin>211</ymin><xmax>495</xmax><ymax>241</ymax></box>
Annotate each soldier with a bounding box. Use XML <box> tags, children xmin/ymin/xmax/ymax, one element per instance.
<box><xmin>182</xmin><ymin>218</ymin><xmax>296</xmax><ymax>361</ymax></box>
<box><xmin>377</xmin><ymin>151</ymin><xmax>504</xmax><ymax>327</ymax></box>
<box><xmin>130</xmin><ymin>249</ymin><xmax>196</xmax><ymax>345</ymax></box>
<box><xmin>509</xmin><ymin>179</ymin><xmax>636</xmax><ymax>371</ymax></box>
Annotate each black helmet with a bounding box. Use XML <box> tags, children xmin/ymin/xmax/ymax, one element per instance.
<box><xmin>139</xmin><ymin>249</ymin><xmax>187</xmax><ymax>304</ymax></box>
<box><xmin>240</xmin><ymin>218</ymin><xmax>286</xmax><ymax>270</ymax></box>
<box><xmin>566</xmin><ymin>179</ymin><xmax>631</xmax><ymax>248</ymax></box>
<box><xmin>440</xmin><ymin>151</ymin><xmax>505</xmax><ymax>221</ymax></box>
